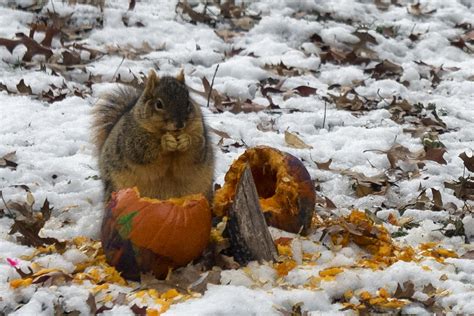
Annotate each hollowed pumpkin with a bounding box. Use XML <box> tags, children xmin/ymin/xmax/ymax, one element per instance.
<box><xmin>214</xmin><ymin>146</ymin><xmax>315</xmax><ymax>235</ymax></box>
<box><xmin>101</xmin><ymin>187</ymin><xmax>211</xmax><ymax>280</ymax></box>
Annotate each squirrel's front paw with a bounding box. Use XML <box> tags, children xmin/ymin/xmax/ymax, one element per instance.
<box><xmin>161</xmin><ymin>133</ymin><xmax>178</xmax><ymax>152</ymax></box>
<box><xmin>177</xmin><ymin>133</ymin><xmax>191</xmax><ymax>152</ymax></box>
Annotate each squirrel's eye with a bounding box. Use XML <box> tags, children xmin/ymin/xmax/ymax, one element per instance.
<box><xmin>154</xmin><ymin>99</ymin><xmax>163</xmax><ymax>111</ymax></box>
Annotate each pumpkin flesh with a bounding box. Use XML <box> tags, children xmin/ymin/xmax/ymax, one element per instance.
<box><xmin>101</xmin><ymin>187</ymin><xmax>211</xmax><ymax>279</ymax></box>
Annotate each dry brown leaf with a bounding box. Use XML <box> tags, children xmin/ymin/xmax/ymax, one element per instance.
<box><xmin>384</xmin><ymin>144</ymin><xmax>418</xmax><ymax>169</ymax></box>
<box><xmin>32</xmin><ymin>269</ymin><xmax>73</xmax><ymax>286</ymax></box>
<box><xmin>352</xmin><ymin>30</ymin><xmax>377</xmax><ymax>46</ymax></box>
<box><xmin>230</xmin><ymin>99</ymin><xmax>267</xmax><ymax>114</ymax></box>
<box><xmin>423</xmin><ymin>147</ymin><xmax>447</xmax><ymax>165</ymax></box>
<box><xmin>0</xmin><ymin>33</ymin><xmax>52</xmax><ymax>62</ymax></box>
<box><xmin>176</xmin><ymin>1</ymin><xmax>215</xmax><ymax>25</ymax></box>
<box><xmin>325</xmin><ymin>197</ymin><xmax>337</xmax><ymax>209</ymax></box>
<box><xmin>374</xmin><ymin>0</ymin><xmax>390</xmax><ymax>11</ymax></box>
<box><xmin>215</xmin><ymin>29</ymin><xmax>240</xmax><ymax>42</ymax></box>
<box><xmin>0</xmin><ymin>151</ymin><xmax>18</xmax><ymax>170</ymax></box>
<box><xmin>264</xmin><ymin>61</ymin><xmax>301</xmax><ymax>77</ymax></box>
<box><xmin>341</xmin><ymin>170</ymin><xmax>391</xmax><ymax>197</ymax></box>
<box><xmin>315</xmin><ymin>159</ymin><xmax>332</xmax><ymax>170</ymax></box>
<box><xmin>319</xmin><ymin>46</ymin><xmax>357</xmax><ymax>64</ymax></box>
<box><xmin>445</xmin><ymin>177</ymin><xmax>474</xmax><ymax>201</ymax></box>
<box><xmin>232</xmin><ymin>17</ymin><xmax>255</xmax><ymax>31</ymax></box>
<box><xmin>431</xmin><ymin>188</ymin><xmax>443</xmax><ymax>211</ymax></box>
<box><xmin>409</xmin><ymin>3</ymin><xmax>436</xmax><ymax>16</ymax></box>
<box><xmin>8</xmin><ymin>198</ymin><xmax>65</xmax><ymax>249</ymax></box>
<box><xmin>370</xmin><ymin>59</ymin><xmax>403</xmax><ymax>79</ymax></box>
<box><xmin>329</xmin><ymin>89</ymin><xmax>372</xmax><ymax>111</ymax></box>
<box><xmin>16</xmin><ymin>79</ymin><xmax>33</xmax><ymax>95</ymax></box>
<box><xmin>210</xmin><ymin>128</ymin><xmax>231</xmax><ymax>139</ymax></box>
<box><xmin>62</xmin><ymin>50</ymin><xmax>81</xmax><ymax>65</ymax></box>
<box><xmin>293</xmin><ymin>85</ymin><xmax>317</xmax><ymax>97</ymax></box>
<box><xmin>459</xmin><ymin>152</ymin><xmax>474</xmax><ymax>172</ymax></box>
<box><xmin>284</xmin><ymin>131</ymin><xmax>313</xmax><ymax>149</ymax></box>
<box><xmin>461</xmin><ymin>250</ymin><xmax>474</xmax><ymax>260</ymax></box>
<box><xmin>394</xmin><ymin>281</ymin><xmax>415</xmax><ymax>299</ymax></box>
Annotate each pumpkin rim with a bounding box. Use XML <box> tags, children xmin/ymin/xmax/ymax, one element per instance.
<box><xmin>213</xmin><ymin>146</ymin><xmax>302</xmax><ymax>216</ymax></box>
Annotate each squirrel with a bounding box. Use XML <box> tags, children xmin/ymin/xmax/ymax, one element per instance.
<box><xmin>92</xmin><ymin>69</ymin><xmax>214</xmax><ymax>202</ymax></box>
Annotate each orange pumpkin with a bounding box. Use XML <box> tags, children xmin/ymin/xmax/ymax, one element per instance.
<box><xmin>101</xmin><ymin>187</ymin><xmax>211</xmax><ymax>280</ymax></box>
<box><xmin>214</xmin><ymin>146</ymin><xmax>315</xmax><ymax>235</ymax></box>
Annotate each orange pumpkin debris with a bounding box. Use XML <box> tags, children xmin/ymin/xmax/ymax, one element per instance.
<box><xmin>213</xmin><ymin>146</ymin><xmax>315</xmax><ymax>234</ymax></box>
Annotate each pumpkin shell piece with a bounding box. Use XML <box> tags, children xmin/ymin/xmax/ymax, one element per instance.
<box><xmin>213</xmin><ymin>146</ymin><xmax>315</xmax><ymax>235</ymax></box>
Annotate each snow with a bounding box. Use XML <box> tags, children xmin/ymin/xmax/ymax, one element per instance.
<box><xmin>0</xmin><ymin>0</ymin><xmax>473</xmax><ymax>314</ymax></box>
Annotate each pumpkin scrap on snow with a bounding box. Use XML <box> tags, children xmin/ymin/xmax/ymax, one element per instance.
<box><xmin>214</xmin><ymin>146</ymin><xmax>316</xmax><ymax>234</ymax></box>
<box><xmin>101</xmin><ymin>187</ymin><xmax>211</xmax><ymax>280</ymax></box>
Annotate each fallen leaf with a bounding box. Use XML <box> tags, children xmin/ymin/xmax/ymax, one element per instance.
<box><xmin>431</xmin><ymin>188</ymin><xmax>443</xmax><ymax>211</ymax></box>
<box><xmin>232</xmin><ymin>17</ymin><xmax>255</xmax><ymax>31</ymax></box>
<box><xmin>62</xmin><ymin>50</ymin><xmax>81</xmax><ymax>65</ymax></box>
<box><xmin>16</xmin><ymin>80</ymin><xmax>33</xmax><ymax>95</ymax></box>
<box><xmin>369</xmin><ymin>59</ymin><xmax>403</xmax><ymax>79</ymax></box>
<box><xmin>394</xmin><ymin>281</ymin><xmax>415</xmax><ymax>299</ymax></box>
<box><xmin>210</xmin><ymin>128</ymin><xmax>231</xmax><ymax>139</ymax></box>
<box><xmin>0</xmin><ymin>33</ymin><xmax>52</xmax><ymax>62</ymax></box>
<box><xmin>130</xmin><ymin>304</ymin><xmax>147</xmax><ymax>315</ymax></box>
<box><xmin>0</xmin><ymin>151</ymin><xmax>18</xmax><ymax>170</ymax></box>
<box><xmin>329</xmin><ymin>89</ymin><xmax>373</xmax><ymax>111</ymax></box>
<box><xmin>284</xmin><ymin>131</ymin><xmax>313</xmax><ymax>149</ymax></box>
<box><xmin>423</xmin><ymin>147</ymin><xmax>447</xmax><ymax>165</ymax></box>
<box><xmin>8</xmin><ymin>197</ymin><xmax>65</xmax><ymax>249</ymax></box>
<box><xmin>293</xmin><ymin>86</ymin><xmax>317</xmax><ymax>97</ymax></box>
<box><xmin>341</xmin><ymin>170</ymin><xmax>391</xmax><ymax>197</ymax></box>
<box><xmin>176</xmin><ymin>1</ymin><xmax>215</xmax><ymax>25</ymax></box>
<box><xmin>409</xmin><ymin>3</ymin><xmax>436</xmax><ymax>16</ymax></box>
<box><xmin>374</xmin><ymin>0</ymin><xmax>390</xmax><ymax>11</ymax></box>
<box><xmin>461</xmin><ymin>250</ymin><xmax>474</xmax><ymax>260</ymax></box>
<box><xmin>459</xmin><ymin>152</ymin><xmax>474</xmax><ymax>172</ymax></box>
<box><xmin>32</xmin><ymin>269</ymin><xmax>73</xmax><ymax>286</ymax></box>
<box><xmin>444</xmin><ymin>177</ymin><xmax>474</xmax><ymax>201</ymax></box>
<box><xmin>315</xmin><ymin>159</ymin><xmax>332</xmax><ymax>170</ymax></box>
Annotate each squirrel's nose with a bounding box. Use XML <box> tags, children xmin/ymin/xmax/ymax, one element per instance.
<box><xmin>175</xmin><ymin>121</ymin><xmax>185</xmax><ymax>129</ymax></box>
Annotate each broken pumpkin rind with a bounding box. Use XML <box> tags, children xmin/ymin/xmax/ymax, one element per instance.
<box><xmin>213</xmin><ymin>146</ymin><xmax>315</xmax><ymax>235</ymax></box>
<box><xmin>101</xmin><ymin>187</ymin><xmax>211</xmax><ymax>280</ymax></box>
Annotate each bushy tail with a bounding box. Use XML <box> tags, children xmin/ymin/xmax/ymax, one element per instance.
<box><xmin>92</xmin><ymin>86</ymin><xmax>141</xmax><ymax>152</ymax></box>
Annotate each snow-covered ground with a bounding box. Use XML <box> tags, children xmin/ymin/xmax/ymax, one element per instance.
<box><xmin>0</xmin><ymin>0</ymin><xmax>473</xmax><ymax>314</ymax></box>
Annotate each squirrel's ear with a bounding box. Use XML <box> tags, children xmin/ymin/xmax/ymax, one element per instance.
<box><xmin>145</xmin><ymin>70</ymin><xmax>159</xmax><ymax>96</ymax></box>
<box><xmin>176</xmin><ymin>69</ymin><xmax>185</xmax><ymax>83</ymax></box>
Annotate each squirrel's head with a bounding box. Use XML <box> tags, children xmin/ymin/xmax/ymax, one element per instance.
<box><xmin>134</xmin><ymin>69</ymin><xmax>196</xmax><ymax>133</ymax></box>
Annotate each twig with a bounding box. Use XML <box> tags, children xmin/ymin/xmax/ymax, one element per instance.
<box><xmin>112</xmin><ymin>56</ymin><xmax>125</xmax><ymax>82</ymax></box>
<box><xmin>366</xmin><ymin>158</ymin><xmax>376</xmax><ymax>168</ymax></box>
<box><xmin>363</xmin><ymin>149</ymin><xmax>386</xmax><ymax>154</ymax></box>
<box><xmin>0</xmin><ymin>191</ymin><xmax>13</xmax><ymax>216</ymax></box>
<box><xmin>206</xmin><ymin>64</ymin><xmax>219</xmax><ymax>108</ymax></box>
<box><xmin>322</xmin><ymin>100</ymin><xmax>327</xmax><ymax>129</ymax></box>
<box><xmin>376</xmin><ymin>88</ymin><xmax>390</xmax><ymax>106</ymax></box>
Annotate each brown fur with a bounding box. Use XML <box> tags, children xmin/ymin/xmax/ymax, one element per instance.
<box><xmin>92</xmin><ymin>70</ymin><xmax>214</xmax><ymax>201</ymax></box>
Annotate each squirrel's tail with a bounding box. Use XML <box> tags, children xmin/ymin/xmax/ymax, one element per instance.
<box><xmin>92</xmin><ymin>86</ymin><xmax>141</xmax><ymax>152</ymax></box>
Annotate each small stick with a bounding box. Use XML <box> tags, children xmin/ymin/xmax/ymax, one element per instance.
<box><xmin>322</xmin><ymin>100</ymin><xmax>327</xmax><ymax>129</ymax></box>
<box><xmin>0</xmin><ymin>191</ymin><xmax>13</xmax><ymax>216</ymax></box>
<box><xmin>206</xmin><ymin>64</ymin><xmax>219</xmax><ymax>108</ymax></box>
<box><xmin>112</xmin><ymin>56</ymin><xmax>125</xmax><ymax>82</ymax></box>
